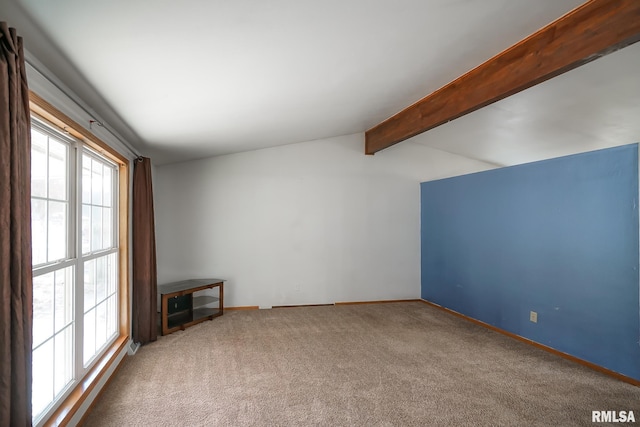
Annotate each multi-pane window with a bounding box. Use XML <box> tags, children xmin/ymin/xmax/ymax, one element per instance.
<box><xmin>31</xmin><ymin>124</ymin><xmax>74</xmax><ymax>418</ymax></box>
<box><xmin>81</xmin><ymin>153</ymin><xmax>119</xmax><ymax>365</ymax></box>
<box><xmin>31</xmin><ymin>120</ymin><xmax>119</xmax><ymax>424</ymax></box>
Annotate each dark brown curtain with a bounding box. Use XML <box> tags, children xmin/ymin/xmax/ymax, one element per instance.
<box><xmin>0</xmin><ymin>22</ymin><xmax>33</xmax><ymax>426</ymax></box>
<box><xmin>132</xmin><ymin>157</ymin><xmax>158</xmax><ymax>344</ymax></box>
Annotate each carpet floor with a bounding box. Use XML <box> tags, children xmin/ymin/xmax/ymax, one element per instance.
<box><xmin>82</xmin><ymin>302</ymin><xmax>640</xmax><ymax>426</ymax></box>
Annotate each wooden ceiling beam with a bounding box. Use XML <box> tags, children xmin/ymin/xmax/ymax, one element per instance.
<box><xmin>365</xmin><ymin>0</ymin><xmax>640</xmax><ymax>155</ymax></box>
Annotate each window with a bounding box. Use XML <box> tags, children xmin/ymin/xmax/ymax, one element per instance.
<box><xmin>31</xmin><ymin>123</ymin><xmax>75</xmax><ymax>418</ymax></box>
<box><xmin>81</xmin><ymin>152</ymin><xmax>119</xmax><ymax>365</ymax></box>
<box><xmin>31</xmin><ymin>118</ymin><xmax>122</xmax><ymax>424</ymax></box>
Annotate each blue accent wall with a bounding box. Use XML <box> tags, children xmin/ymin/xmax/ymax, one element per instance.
<box><xmin>421</xmin><ymin>144</ymin><xmax>640</xmax><ymax>380</ymax></box>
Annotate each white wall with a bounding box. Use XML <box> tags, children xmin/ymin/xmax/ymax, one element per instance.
<box><xmin>155</xmin><ymin>133</ymin><xmax>495</xmax><ymax>308</ymax></box>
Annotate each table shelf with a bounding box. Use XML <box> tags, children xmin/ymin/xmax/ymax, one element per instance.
<box><xmin>193</xmin><ymin>295</ymin><xmax>220</xmax><ymax>308</ymax></box>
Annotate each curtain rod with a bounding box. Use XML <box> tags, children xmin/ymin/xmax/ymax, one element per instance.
<box><xmin>24</xmin><ymin>54</ymin><xmax>143</xmax><ymax>160</ymax></box>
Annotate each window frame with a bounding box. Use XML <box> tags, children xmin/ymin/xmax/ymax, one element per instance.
<box><xmin>29</xmin><ymin>92</ymin><xmax>131</xmax><ymax>427</ymax></box>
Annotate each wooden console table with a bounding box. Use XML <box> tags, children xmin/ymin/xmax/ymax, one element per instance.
<box><xmin>158</xmin><ymin>278</ymin><xmax>224</xmax><ymax>336</ymax></box>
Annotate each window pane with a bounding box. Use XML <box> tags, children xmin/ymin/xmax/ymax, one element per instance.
<box><xmin>96</xmin><ymin>255</ymin><xmax>107</xmax><ymax>303</ymax></box>
<box><xmin>107</xmin><ymin>252</ymin><xmax>117</xmax><ymax>296</ymax></box>
<box><xmin>91</xmin><ymin>206</ymin><xmax>103</xmax><ymax>251</ymax></box>
<box><xmin>95</xmin><ymin>300</ymin><xmax>107</xmax><ymax>352</ymax></box>
<box><xmin>103</xmin><ymin>167</ymin><xmax>112</xmax><ymax>207</ymax></box>
<box><xmin>91</xmin><ymin>159</ymin><xmax>103</xmax><ymax>206</ymax></box>
<box><xmin>31</xmin><ymin>199</ymin><xmax>47</xmax><ymax>266</ymax></box>
<box><xmin>54</xmin><ymin>268</ymin><xmax>73</xmax><ymax>332</ymax></box>
<box><xmin>83</xmin><ymin>308</ymin><xmax>96</xmax><ymax>365</ymax></box>
<box><xmin>107</xmin><ymin>295</ymin><xmax>118</xmax><ymax>338</ymax></box>
<box><xmin>82</xmin><ymin>204</ymin><xmax>91</xmax><ymax>254</ymax></box>
<box><xmin>33</xmin><ymin>273</ymin><xmax>54</xmax><ymax>348</ymax></box>
<box><xmin>32</xmin><ymin>338</ymin><xmax>54</xmax><ymax>418</ymax></box>
<box><xmin>82</xmin><ymin>154</ymin><xmax>91</xmax><ymax>203</ymax></box>
<box><xmin>103</xmin><ymin>207</ymin><xmax>112</xmax><ymax>248</ymax></box>
<box><xmin>53</xmin><ymin>326</ymin><xmax>73</xmax><ymax>396</ymax></box>
<box><xmin>84</xmin><ymin>259</ymin><xmax>96</xmax><ymax>312</ymax></box>
<box><xmin>48</xmin><ymin>201</ymin><xmax>67</xmax><ymax>262</ymax></box>
<box><xmin>48</xmin><ymin>139</ymin><xmax>67</xmax><ymax>201</ymax></box>
<box><xmin>31</xmin><ymin>131</ymin><xmax>48</xmax><ymax>198</ymax></box>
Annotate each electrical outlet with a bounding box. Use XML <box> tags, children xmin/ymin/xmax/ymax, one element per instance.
<box><xmin>530</xmin><ymin>311</ymin><xmax>538</xmax><ymax>323</ymax></box>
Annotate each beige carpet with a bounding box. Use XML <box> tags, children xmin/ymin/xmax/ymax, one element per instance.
<box><xmin>82</xmin><ymin>302</ymin><xmax>640</xmax><ymax>426</ymax></box>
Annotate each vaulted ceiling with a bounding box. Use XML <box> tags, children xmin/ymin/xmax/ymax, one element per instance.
<box><xmin>2</xmin><ymin>0</ymin><xmax>638</xmax><ymax>166</ymax></box>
